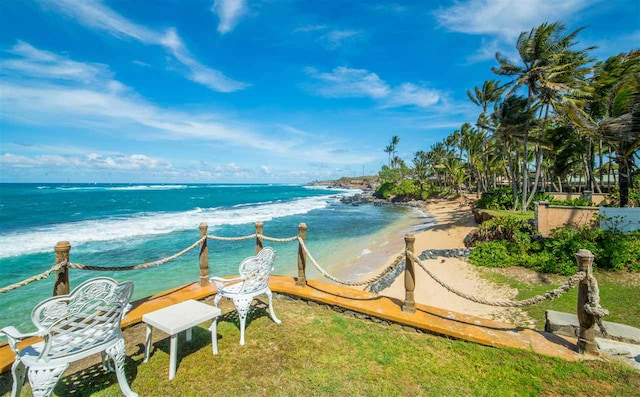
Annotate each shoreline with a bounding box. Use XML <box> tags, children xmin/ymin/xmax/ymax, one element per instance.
<box><xmin>351</xmin><ymin>197</ymin><xmax>531</xmax><ymax>325</ymax></box>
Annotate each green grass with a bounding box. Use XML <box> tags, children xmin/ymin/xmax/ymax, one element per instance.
<box><xmin>483</xmin><ymin>209</ymin><xmax>535</xmax><ymax>220</ymax></box>
<box><xmin>1</xmin><ymin>296</ymin><xmax>638</xmax><ymax>396</ymax></box>
<box><xmin>482</xmin><ymin>270</ymin><xmax>640</xmax><ymax>329</ymax></box>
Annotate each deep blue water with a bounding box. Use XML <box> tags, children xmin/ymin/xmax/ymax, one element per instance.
<box><xmin>0</xmin><ymin>183</ymin><xmax>416</xmax><ymax>332</ymax></box>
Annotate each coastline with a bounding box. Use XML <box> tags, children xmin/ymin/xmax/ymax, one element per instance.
<box><xmin>352</xmin><ymin>197</ymin><xmax>531</xmax><ymax>325</ymax></box>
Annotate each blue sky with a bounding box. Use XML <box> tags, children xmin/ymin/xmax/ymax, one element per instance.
<box><xmin>0</xmin><ymin>0</ymin><xmax>638</xmax><ymax>183</ymax></box>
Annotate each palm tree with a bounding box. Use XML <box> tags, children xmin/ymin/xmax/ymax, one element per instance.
<box><xmin>384</xmin><ymin>136</ymin><xmax>401</xmax><ymax>167</ymax></box>
<box><xmin>493</xmin><ymin>21</ymin><xmax>593</xmax><ymax>212</ymax></box>
<box><xmin>564</xmin><ymin>50</ymin><xmax>640</xmax><ymax>206</ymax></box>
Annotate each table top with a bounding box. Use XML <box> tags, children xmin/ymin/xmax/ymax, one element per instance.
<box><xmin>142</xmin><ymin>299</ymin><xmax>222</xmax><ymax>335</ymax></box>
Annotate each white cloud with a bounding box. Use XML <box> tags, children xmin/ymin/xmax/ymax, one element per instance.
<box><xmin>434</xmin><ymin>0</ymin><xmax>596</xmax><ymax>63</ymax></box>
<box><xmin>0</xmin><ymin>152</ymin><xmax>171</xmax><ymax>171</ymax></box>
<box><xmin>260</xmin><ymin>165</ymin><xmax>271</xmax><ymax>175</ymax></box>
<box><xmin>305</xmin><ymin>66</ymin><xmax>390</xmax><ymax>99</ymax></box>
<box><xmin>0</xmin><ymin>42</ymin><xmax>287</xmax><ymax>154</ymax></box>
<box><xmin>434</xmin><ymin>0</ymin><xmax>594</xmax><ymax>41</ymax></box>
<box><xmin>212</xmin><ymin>0</ymin><xmax>247</xmax><ymax>34</ymax></box>
<box><xmin>293</xmin><ymin>25</ymin><xmax>329</xmax><ymax>33</ymax></box>
<box><xmin>384</xmin><ymin>83</ymin><xmax>441</xmax><ymax>108</ymax></box>
<box><xmin>305</xmin><ymin>66</ymin><xmax>442</xmax><ymax>109</ymax></box>
<box><xmin>320</xmin><ymin>30</ymin><xmax>362</xmax><ymax>49</ymax></box>
<box><xmin>39</xmin><ymin>0</ymin><xmax>247</xmax><ymax>92</ymax></box>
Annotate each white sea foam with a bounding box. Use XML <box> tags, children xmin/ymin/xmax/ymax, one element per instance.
<box><xmin>55</xmin><ymin>185</ymin><xmax>190</xmax><ymax>192</ymax></box>
<box><xmin>359</xmin><ymin>248</ymin><xmax>372</xmax><ymax>257</ymax></box>
<box><xmin>0</xmin><ymin>195</ymin><xmax>335</xmax><ymax>258</ymax></box>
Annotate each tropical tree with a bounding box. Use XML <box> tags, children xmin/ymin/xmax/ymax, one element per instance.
<box><xmin>493</xmin><ymin>21</ymin><xmax>594</xmax><ymax>212</ymax></box>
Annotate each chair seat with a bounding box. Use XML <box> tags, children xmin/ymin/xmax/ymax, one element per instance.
<box><xmin>18</xmin><ymin>334</ymin><xmax>120</xmax><ymax>368</ymax></box>
<box><xmin>220</xmin><ymin>283</ymin><xmax>267</xmax><ymax>297</ymax></box>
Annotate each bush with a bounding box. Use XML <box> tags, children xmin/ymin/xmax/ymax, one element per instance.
<box><xmin>476</xmin><ymin>188</ymin><xmax>514</xmax><ymax>210</ymax></box>
<box><xmin>469</xmin><ymin>222</ymin><xmax>640</xmax><ymax>275</ymax></box>
<box><xmin>469</xmin><ymin>241</ymin><xmax>515</xmax><ymax>268</ymax></box>
<box><xmin>465</xmin><ymin>216</ymin><xmax>534</xmax><ymax>246</ymax></box>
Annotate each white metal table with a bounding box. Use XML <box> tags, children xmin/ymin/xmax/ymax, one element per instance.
<box><xmin>142</xmin><ymin>299</ymin><xmax>222</xmax><ymax>380</ymax></box>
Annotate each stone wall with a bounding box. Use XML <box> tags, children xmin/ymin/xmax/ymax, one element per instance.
<box><xmin>535</xmin><ymin>201</ymin><xmax>599</xmax><ymax>237</ymax></box>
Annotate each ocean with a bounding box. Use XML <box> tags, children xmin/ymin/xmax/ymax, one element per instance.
<box><xmin>0</xmin><ymin>183</ymin><xmax>425</xmax><ymax>333</ymax></box>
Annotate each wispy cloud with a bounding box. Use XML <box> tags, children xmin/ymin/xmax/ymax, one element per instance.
<box><xmin>0</xmin><ymin>152</ymin><xmax>172</xmax><ymax>171</ymax></box>
<box><xmin>320</xmin><ymin>29</ymin><xmax>362</xmax><ymax>49</ymax></box>
<box><xmin>293</xmin><ymin>25</ymin><xmax>363</xmax><ymax>49</ymax></box>
<box><xmin>0</xmin><ymin>42</ymin><xmax>285</xmax><ymax>153</ymax></box>
<box><xmin>305</xmin><ymin>66</ymin><xmax>442</xmax><ymax>109</ymax></box>
<box><xmin>434</xmin><ymin>0</ymin><xmax>596</xmax><ymax>62</ymax></box>
<box><xmin>212</xmin><ymin>0</ymin><xmax>248</xmax><ymax>34</ymax></box>
<box><xmin>39</xmin><ymin>0</ymin><xmax>247</xmax><ymax>92</ymax></box>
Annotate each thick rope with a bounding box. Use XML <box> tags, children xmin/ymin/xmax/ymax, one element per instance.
<box><xmin>207</xmin><ymin>233</ymin><xmax>257</xmax><ymax>242</ymax></box>
<box><xmin>408</xmin><ymin>251</ymin><xmax>585</xmax><ymax>307</ymax></box>
<box><xmin>298</xmin><ymin>237</ymin><xmax>406</xmax><ymax>286</ymax></box>
<box><xmin>0</xmin><ymin>262</ymin><xmax>64</xmax><ymax>294</ymax></box>
<box><xmin>584</xmin><ymin>267</ymin><xmax>610</xmax><ymax>336</ymax></box>
<box><xmin>258</xmin><ymin>234</ymin><xmax>299</xmax><ymax>243</ymax></box>
<box><xmin>68</xmin><ymin>236</ymin><xmax>206</xmax><ymax>271</ymax></box>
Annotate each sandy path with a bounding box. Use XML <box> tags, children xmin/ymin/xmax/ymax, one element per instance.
<box><xmin>377</xmin><ymin>199</ymin><xmax>532</xmax><ymax>325</ymax></box>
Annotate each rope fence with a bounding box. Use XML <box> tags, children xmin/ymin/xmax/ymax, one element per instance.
<box><xmin>0</xmin><ymin>222</ymin><xmax>610</xmax><ymax>354</ymax></box>
<box><xmin>407</xmin><ymin>251</ymin><xmax>585</xmax><ymax>307</ymax></box>
<box><xmin>0</xmin><ymin>262</ymin><xmax>64</xmax><ymax>294</ymax></box>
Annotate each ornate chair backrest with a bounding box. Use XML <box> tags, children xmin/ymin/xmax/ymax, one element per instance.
<box><xmin>237</xmin><ymin>247</ymin><xmax>276</xmax><ymax>295</ymax></box>
<box><xmin>31</xmin><ymin>277</ymin><xmax>133</xmax><ymax>361</ymax></box>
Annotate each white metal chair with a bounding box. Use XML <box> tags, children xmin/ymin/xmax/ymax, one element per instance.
<box><xmin>0</xmin><ymin>277</ymin><xmax>138</xmax><ymax>397</ymax></box>
<box><xmin>210</xmin><ymin>247</ymin><xmax>281</xmax><ymax>345</ymax></box>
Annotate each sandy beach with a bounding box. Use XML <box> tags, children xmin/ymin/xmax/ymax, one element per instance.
<box><xmin>377</xmin><ymin>199</ymin><xmax>531</xmax><ymax>325</ymax></box>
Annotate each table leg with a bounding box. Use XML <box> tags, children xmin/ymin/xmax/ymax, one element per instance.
<box><xmin>211</xmin><ymin>319</ymin><xmax>218</xmax><ymax>355</ymax></box>
<box><xmin>169</xmin><ymin>334</ymin><xmax>177</xmax><ymax>380</ymax></box>
<box><xmin>144</xmin><ymin>325</ymin><xmax>152</xmax><ymax>363</ymax></box>
<box><xmin>186</xmin><ymin>327</ymin><xmax>192</xmax><ymax>342</ymax></box>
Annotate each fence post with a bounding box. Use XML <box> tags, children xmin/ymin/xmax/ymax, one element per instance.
<box><xmin>199</xmin><ymin>223</ymin><xmax>209</xmax><ymax>287</ymax></box>
<box><xmin>255</xmin><ymin>222</ymin><xmax>264</xmax><ymax>255</ymax></box>
<box><xmin>402</xmin><ymin>234</ymin><xmax>416</xmax><ymax>314</ymax></box>
<box><xmin>576</xmin><ymin>249</ymin><xmax>598</xmax><ymax>355</ymax></box>
<box><xmin>53</xmin><ymin>241</ymin><xmax>71</xmax><ymax>296</ymax></box>
<box><xmin>296</xmin><ymin>223</ymin><xmax>307</xmax><ymax>286</ymax></box>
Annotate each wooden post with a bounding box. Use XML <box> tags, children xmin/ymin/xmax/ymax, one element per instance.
<box><xmin>53</xmin><ymin>241</ymin><xmax>71</xmax><ymax>296</ymax></box>
<box><xmin>576</xmin><ymin>249</ymin><xmax>598</xmax><ymax>355</ymax></box>
<box><xmin>199</xmin><ymin>223</ymin><xmax>209</xmax><ymax>287</ymax></box>
<box><xmin>296</xmin><ymin>223</ymin><xmax>307</xmax><ymax>286</ymax></box>
<box><xmin>255</xmin><ymin>222</ymin><xmax>264</xmax><ymax>255</ymax></box>
<box><xmin>402</xmin><ymin>234</ymin><xmax>416</xmax><ymax>314</ymax></box>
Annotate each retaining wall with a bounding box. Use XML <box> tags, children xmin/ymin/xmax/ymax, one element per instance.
<box><xmin>535</xmin><ymin>201</ymin><xmax>599</xmax><ymax>237</ymax></box>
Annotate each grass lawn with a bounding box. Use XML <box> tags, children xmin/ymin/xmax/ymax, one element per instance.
<box><xmin>483</xmin><ymin>208</ymin><xmax>535</xmax><ymax>220</ymax></box>
<box><xmin>480</xmin><ymin>268</ymin><xmax>640</xmax><ymax>330</ymax></box>
<box><xmin>1</xmin><ymin>295</ymin><xmax>638</xmax><ymax>396</ymax></box>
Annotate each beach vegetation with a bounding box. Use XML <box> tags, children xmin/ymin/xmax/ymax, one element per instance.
<box><xmin>373</xmin><ymin>22</ymin><xmax>638</xmax><ymax>210</ymax></box>
<box><xmin>468</xmin><ymin>220</ymin><xmax>640</xmax><ymax>274</ymax></box>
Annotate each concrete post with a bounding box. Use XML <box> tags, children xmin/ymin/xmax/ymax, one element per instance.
<box><xmin>53</xmin><ymin>241</ymin><xmax>71</xmax><ymax>296</ymax></box>
<box><xmin>576</xmin><ymin>249</ymin><xmax>598</xmax><ymax>355</ymax></box>
<box><xmin>402</xmin><ymin>234</ymin><xmax>416</xmax><ymax>314</ymax></box>
<box><xmin>296</xmin><ymin>223</ymin><xmax>307</xmax><ymax>287</ymax></box>
<box><xmin>255</xmin><ymin>222</ymin><xmax>264</xmax><ymax>255</ymax></box>
<box><xmin>199</xmin><ymin>223</ymin><xmax>209</xmax><ymax>287</ymax></box>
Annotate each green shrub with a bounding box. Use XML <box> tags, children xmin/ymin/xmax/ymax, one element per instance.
<box><xmin>469</xmin><ymin>241</ymin><xmax>514</xmax><ymax>268</ymax></box>
<box><xmin>476</xmin><ymin>188</ymin><xmax>514</xmax><ymax>210</ymax></box>
<box><xmin>466</xmin><ymin>216</ymin><xmax>533</xmax><ymax>246</ymax></box>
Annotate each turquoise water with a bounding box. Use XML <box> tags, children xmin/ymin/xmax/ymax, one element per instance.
<box><xmin>0</xmin><ymin>183</ymin><xmax>419</xmax><ymax>332</ymax></box>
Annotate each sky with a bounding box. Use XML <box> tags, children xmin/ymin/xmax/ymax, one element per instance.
<box><xmin>0</xmin><ymin>0</ymin><xmax>638</xmax><ymax>183</ymax></box>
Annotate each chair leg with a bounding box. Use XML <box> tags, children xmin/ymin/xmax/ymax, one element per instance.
<box><xmin>214</xmin><ymin>293</ymin><xmax>222</xmax><ymax>307</ymax></box>
<box><xmin>10</xmin><ymin>360</ymin><xmax>26</xmax><ymax>397</ymax></box>
<box><xmin>27</xmin><ymin>364</ymin><xmax>68</xmax><ymax>397</ymax></box>
<box><xmin>101</xmin><ymin>351</ymin><xmax>114</xmax><ymax>372</ymax></box>
<box><xmin>105</xmin><ymin>338</ymin><xmax>138</xmax><ymax>397</ymax></box>
<box><xmin>232</xmin><ymin>297</ymin><xmax>252</xmax><ymax>346</ymax></box>
<box><xmin>265</xmin><ymin>289</ymin><xmax>282</xmax><ymax>324</ymax></box>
